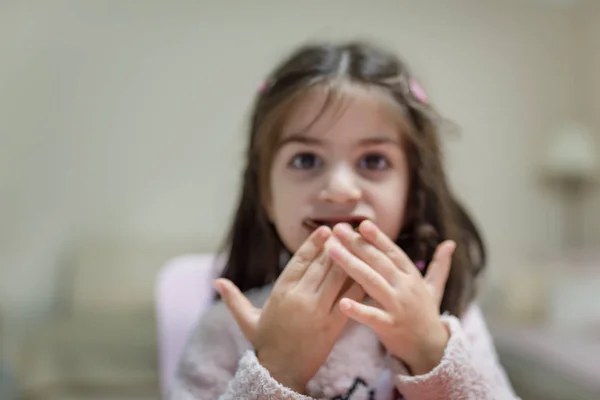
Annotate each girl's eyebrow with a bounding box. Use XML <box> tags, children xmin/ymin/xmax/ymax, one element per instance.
<box><xmin>358</xmin><ymin>137</ymin><xmax>399</xmax><ymax>146</ymax></box>
<box><xmin>279</xmin><ymin>133</ymin><xmax>323</xmax><ymax>147</ymax></box>
<box><xmin>279</xmin><ymin>134</ymin><xmax>399</xmax><ymax>148</ymax></box>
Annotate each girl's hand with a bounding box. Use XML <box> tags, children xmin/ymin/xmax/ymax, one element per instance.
<box><xmin>328</xmin><ymin>221</ymin><xmax>456</xmax><ymax>376</ymax></box>
<box><xmin>215</xmin><ymin>226</ymin><xmax>364</xmax><ymax>394</ymax></box>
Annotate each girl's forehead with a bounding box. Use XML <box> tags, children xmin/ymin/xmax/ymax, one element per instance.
<box><xmin>279</xmin><ymin>83</ymin><xmax>408</xmax><ymax>143</ymax></box>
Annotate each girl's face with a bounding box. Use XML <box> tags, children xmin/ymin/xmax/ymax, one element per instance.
<box><xmin>266</xmin><ymin>87</ymin><xmax>411</xmax><ymax>253</ymax></box>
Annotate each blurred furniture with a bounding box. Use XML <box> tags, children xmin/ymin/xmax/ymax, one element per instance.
<box><xmin>20</xmin><ymin>240</ymin><xmax>597</xmax><ymax>400</ymax></box>
<box><xmin>494</xmin><ymin>325</ymin><xmax>600</xmax><ymax>400</ymax></box>
<box><xmin>155</xmin><ymin>254</ymin><xmax>222</xmax><ymax>397</ymax></box>
<box><xmin>1</xmin><ymin>310</ymin><xmax>17</xmax><ymax>400</ymax></box>
<box><xmin>539</xmin><ymin>121</ymin><xmax>598</xmax><ymax>250</ymax></box>
<box><xmin>16</xmin><ymin>240</ymin><xmax>197</xmax><ymax>400</ymax></box>
<box><xmin>490</xmin><ymin>253</ymin><xmax>600</xmax><ymax>400</ymax></box>
<box><xmin>545</xmin><ymin>253</ymin><xmax>600</xmax><ymax>332</ymax></box>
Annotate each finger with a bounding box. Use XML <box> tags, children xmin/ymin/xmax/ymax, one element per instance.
<box><xmin>333</xmin><ymin>223</ymin><xmax>402</xmax><ymax>285</ymax></box>
<box><xmin>341</xmin><ymin>281</ymin><xmax>365</xmax><ymax>304</ymax></box>
<box><xmin>278</xmin><ymin>226</ymin><xmax>331</xmax><ymax>287</ymax></box>
<box><xmin>424</xmin><ymin>240</ymin><xmax>456</xmax><ymax>305</ymax></box>
<box><xmin>324</xmin><ymin>266</ymin><xmax>359</xmax><ymax>309</ymax></box>
<box><xmin>296</xmin><ymin>248</ymin><xmax>333</xmax><ymax>292</ymax></box>
<box><xmin>317</xmin><ymin>260</ymin><xmax>348</xmax><ymax>307</ymax></box>
<box><xmin>327</xmin><ymin>241</ymin><xmax>396</xmax><ymax>309</ymax></box>
<box><xmin>331</xmin><ymin>281</ymin><xmax>364</xmax><ymax>318</ymax></box>
<box><xmin>358</xmin><ymin>220</ymin><xmax>418</xmax><ymax>276</ymax></box>
<box><xmin>339</xmin><ymin>298</ymin><xmax>391</xmax><ymax>333</ymax></box>
<box><xmin>214</xmin><ymin>278</ymin><xmax>259</xmax><ymax>340</ymax></box>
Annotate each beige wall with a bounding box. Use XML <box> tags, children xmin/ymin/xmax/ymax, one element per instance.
<box><xmin>0</xmin><ymin>1</ymin><xmax>597</xmax><ymax>333</ymax></box>
<box><xmin>581</xmin><ymin>2</ymin><xmax>600</xmax><ymax>245</ymax></box>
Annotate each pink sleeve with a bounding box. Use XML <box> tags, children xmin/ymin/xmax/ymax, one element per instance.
<box><xmin>169</xmin><ymin>303</ymin><xmax>314</xmax><ymax>400</ymax></box>
<box><xmin>390</xmin><ymin>304</ymin><xmax>520</xmax><ymax>400</ymax></box>
<box><xmin>222</xmin><ymin>351</ymin><xmax>316</xmax><ymax>400</ymax></box>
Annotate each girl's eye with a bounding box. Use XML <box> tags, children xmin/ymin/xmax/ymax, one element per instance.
<box><xmin>289</xmin><ymin>152</ymin><xmax>322</xmax><ymax>170</ymax></box>
<box><xmin>359</xmin><ymin>153</ymin><xmax>390</xmax><ymax>170</ymax></box>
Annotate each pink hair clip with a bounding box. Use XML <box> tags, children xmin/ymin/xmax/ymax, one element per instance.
<box><xmin>415</xmin><ymin>260</ymin><xmax>426</xmax><ymax>272</ymax></box>
<box><xmin>409</xmin><ymin>78</ymin><xmax>428</xmax><ymax>103</ymax></box>
<box><xmin>258</xmin><ymin>80</ymin><xmax>271</xmax><ymax>94</ymax></box>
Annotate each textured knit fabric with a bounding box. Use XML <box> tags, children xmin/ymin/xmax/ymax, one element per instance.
<box><xmin>170</xmin><ymin>285</ymin><xmax>518</xmax><ymax>400</ymax></box>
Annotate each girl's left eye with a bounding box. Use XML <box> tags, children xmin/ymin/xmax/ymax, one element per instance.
<box><xmin>359</xmin><ymin>153</ymin><xmax>390</xmax><ymax>170</ymax></box>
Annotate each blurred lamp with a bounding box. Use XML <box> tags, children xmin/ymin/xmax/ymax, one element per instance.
<box><xmin>542</xmin><ymin>122</ymin><xmax>598</xmax><ymax>182</ymax></box>
<box><xmin>540</xmin><ymin>122</ymin><xmax>598</xmax><ymax>250</ymax></box>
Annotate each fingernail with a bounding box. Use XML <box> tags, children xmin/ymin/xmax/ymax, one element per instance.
<box><xmin>359</xmin><ymin>220</ymin><xmax>376</xmax><ymax>235</ymax></box>
<box><xmin>214</xmin><ymin>279</ymin><xmax>224</xmax><ymax>293</ymax></box>
<box><xmin>335</xmin><ymin>223</ymin><xmax>354</xmax><ymax>234</ymax></box>
<box><xmin>446</xmin><ymin>241</ymin><xmax>456</xmax><ymax>253</ymax></box>
<box><xmin>315</xmin><ymin>226</ymin><xmax>331</xmax><ymax>239</ymax></box>
<box><xmin>339</xmin><ymin>298</ymin><xmax>352</xmax><ymax>312</ymax></box>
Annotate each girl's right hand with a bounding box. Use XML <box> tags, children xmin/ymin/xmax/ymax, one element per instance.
<box><xmin>214</xmin><ymin>226</ymin><xmax>364</xmax><ymax>394</ymax></box>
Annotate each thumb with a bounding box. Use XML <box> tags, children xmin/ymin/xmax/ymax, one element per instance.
<box><xmin>215</xmin><ymin>278</ymin><xmax>259</xmax><ymax>341</ymax></box>
<box><xmin>424</xmin><ymin>240</ymin><xmax>456</xmax><ymax>306</ymax></box>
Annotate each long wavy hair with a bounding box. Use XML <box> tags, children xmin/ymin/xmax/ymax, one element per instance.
<box><xmin>217</xmin><ymin>41</ymin><xmax>486</xmax><ymax>317</ymax></box>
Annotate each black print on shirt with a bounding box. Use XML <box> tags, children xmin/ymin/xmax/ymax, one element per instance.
<box><xmin>330</xmin><ymin>377</ymin><xmax>375</xmax><ymax>400</ymax></box>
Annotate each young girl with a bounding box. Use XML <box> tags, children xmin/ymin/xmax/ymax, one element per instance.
<box><xmin>171</xmin><ymin>41</ymin><xmax>518</xmax><ymax>399</ymax></box>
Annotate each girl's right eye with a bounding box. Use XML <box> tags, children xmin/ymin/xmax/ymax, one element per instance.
<box><xmin>288</xmin><ymin>152</ymin><xmax>323</xmax><ymax>170</ymax></box>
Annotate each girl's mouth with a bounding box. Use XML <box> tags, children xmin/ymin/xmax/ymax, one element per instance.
<box><xmin>303</xmin><ymin>217</ymin><xmax>368</xmax><ymax>232</ymax></box>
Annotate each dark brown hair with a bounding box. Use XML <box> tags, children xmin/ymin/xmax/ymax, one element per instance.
<box><xmin>217</xmin><ymin>41</ymin><xmax>486</xmax><ymax>317</ymax></box>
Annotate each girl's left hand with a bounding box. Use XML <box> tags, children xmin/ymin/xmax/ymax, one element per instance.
<box><xmin>327</xmin><ymin>220</ymin><xmax>456</xmax><ymax>376</ymax></box>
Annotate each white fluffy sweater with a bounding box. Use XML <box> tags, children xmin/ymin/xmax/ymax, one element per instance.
<box><xmin>170</xmin><ymin>285</ymin><xmax>518</xmax><ymax>400</ymax></box>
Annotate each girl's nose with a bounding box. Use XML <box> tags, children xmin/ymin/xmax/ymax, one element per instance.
<box><xmin>318</xmin><ymin>165</ymin><xmax>362</xmax><ymax>204</ymax></box>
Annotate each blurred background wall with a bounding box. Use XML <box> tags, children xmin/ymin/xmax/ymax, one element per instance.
<box><xmin>1</xmin><ymin>1</ymin><xmax>599</xmax><ymax>399</ymax></box>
